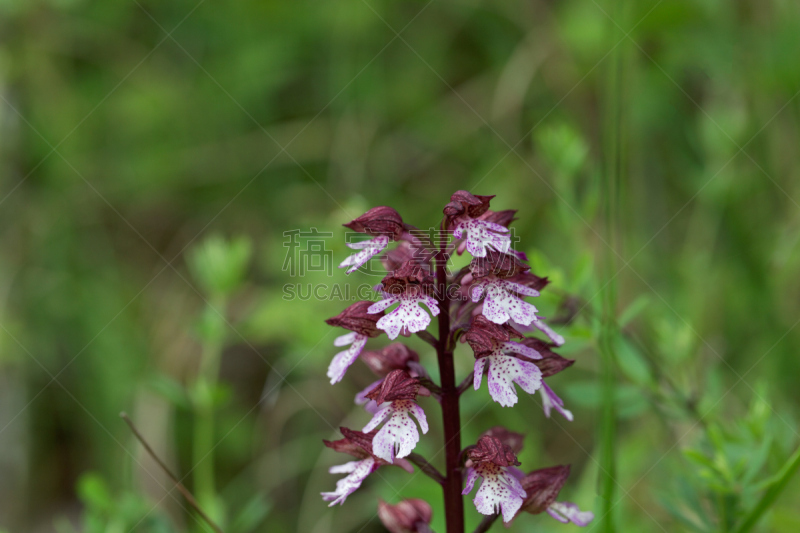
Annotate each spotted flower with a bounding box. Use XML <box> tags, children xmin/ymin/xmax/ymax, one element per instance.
<box><xmin>473</xmin><ymin>354</ymin><xmax>543</xmax><ymax>407</ymax></box>
<box><xmin>340</xmin><ymin>207</ymin><xmax>404</xmax><ymax>274</ymax></box>
<box><xmin>444</xmin><ymin>190</ymin><xmax>511</xmax><ymax>258</ymax></box>
<box><xmin>362</xmin><ymin>370</ymin><xmax>429</xmax><ymax>463</ymax></box>
<box><xmin>462</xmin><ymin>435</ymin><xmax>527</xmax><ymax>523</ymax></box>
<box><xmin>368</xmin><ymin>261</ymin><xmax>439</xmax><ymax>340</ymax></box>
<box><xmin>321</xmin><ymin>427</ymin><xmax>413</xmax><ymax>506</ymax></box>
<box><xmin>325</xmin><ymin>301</ymin><xmax>384</xmax><ymax>384</ymax></box>
<box><xmin>470</xmin><ymin>278</ymin><xmax>539</xmax><ymax>326</ymax></box>
<box><xmin>517</xmin><ymin>465</ymin><xmax>594</xmax><ymax>526</ymax></box>
<box><xmin>466</xmin><ymin>316</ymin><xmax>543</xmax><ymax>407</ymax></box>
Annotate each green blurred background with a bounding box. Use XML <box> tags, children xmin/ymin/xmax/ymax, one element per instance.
<box><xmin>2</xmin><ymin>0</ymin><xmax>800</xmax><ymax>532</ymax></box>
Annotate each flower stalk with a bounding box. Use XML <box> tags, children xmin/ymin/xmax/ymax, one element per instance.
<box><xmin>436</xmin><ymin>227</ymin><xmax>466</xmax><ymax>533</ymax></box>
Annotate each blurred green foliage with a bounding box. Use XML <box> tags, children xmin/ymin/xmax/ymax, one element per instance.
<box><xmin>1</xmin><ymin>0</ymin><xmax>800</xmax><ymax>532</ymax></box>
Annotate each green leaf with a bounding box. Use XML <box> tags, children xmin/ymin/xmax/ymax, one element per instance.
<box><xmin>615</xmin><ymin>335</ymin><xmax>653</xmax><ymax>386</ymax></box>
<box><xmin>76</xmin><ymin>473</ymin><xmax>113</xmax><ymax>512</ymax></box>
<box><xmin>188</xmin><ymin>234</ymin><xmax>253</xmax><ymax>297</ymax></box>
<box><xmin>149</xmin><ymin>374</ymin><xmax>191</xmax><ymax>410</ymax></box>
<box><xmin>619</xmin><ymin>295</ymin><xmax>650</xmax><ymax>327</ymax></box>
<box><xmin>231</xmin><ymin>493</ymin><xmax>273</xmax><ymax>533</ymax></box>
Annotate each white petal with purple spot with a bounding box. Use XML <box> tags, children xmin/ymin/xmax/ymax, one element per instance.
<box><xmin>454</xmin><ymin>220</ymin><xmax>511</xmax><ymax>258</ymax></box>
<box><xmin>533</xmin><ymin>319</ymin><xmax>565</xmax><ymax>346</ymax></box>
<box><xmin>501</xmin><ymin>341</ymin><xmax>542</xmax><ymax>359</ymax></box>
<box><xmin>327</xmin><ymin>334</ymin><xmax>368</xmax><ymax>384</ymax></box>
<box><xmin>339</xmin><ymin>235</ymin><xmax>389</xmax><ymax>274</ymax></box>
<box><xmin>466</xmin><ymin>463</ymin><xmax>526</xmax><ymax>523</ymax></box>
<box><xmin>375</xmin><ymin>295</ymin><xmax>439</xmax><ymax>340</ymax></box>
<box><xmin>541</xmin><ymin>382</ymin><xmax>573</xmax><ymax>421</ymax></box>
<box><xmin>478</xmin><ymin>354</ymin><xmax>543</xmax><ymax>407</ymax></box>
<box><xmin>368</xmin><ymin>400</ymin><xmax>428</xmax><ymax>463</ymax></box>
<box><xmin>476</xmin><ymin>280</ymin><xmax>538</xmax><ymax>326</ymax></box>
<box><xmin>321</xmin><ymin>457</ymin><xmax>375</xmax><ymax>506</ymax></box>
<box><xmin>547</xmin><ymin>501</ymin><xmax>594</xmax><ymax>526</ymax></box>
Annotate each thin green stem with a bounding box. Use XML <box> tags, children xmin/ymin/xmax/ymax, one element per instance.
<box><xmin>193</xmin><ymin>298</ymin><xmax>226</xmax><ymax>515</ymax></box>
<box><xmin>732</xmin><ymin>444</ymin><xmax>800</xmax><ymax>533</ymax></box>
<box><xmin>598</xmin><ymin>0</ymin><xmax>625</xmax><ymax>530</ymax></box>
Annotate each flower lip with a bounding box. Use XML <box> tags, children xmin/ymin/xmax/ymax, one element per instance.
<box><xmin>377</xmin><ymin>498</ymin><xmax>433</xmax><ymax>533</ymax></box>
<box><xmin>480</xmin><ymin>426</ymin><xmax>525</xmax><ymax>455</ymax></box>
<box><xmin>344</xmin><ymin>206</ymin><xmax>404</xmax><ymax>240</ymax></box>
<box><xmin>464</xmin><ymin>315</ymin><xmax>525</xmax><ymax>357</ymax></box>
<box><xmin>360</xmin><ymin>343</ymin><xmax>420</xmax><ymax>377</ymax></box>
<box><xmin>443</xmin><ymin>190</ymin><xmax>495</xmax><ymax>227</ymax></box>
<box><xmin>467</xmin><ymin>435</ymin><xmax>521</xmax><ymax>467</ymax></box>
<box><xmin>469</xmin><ymin>250</ymin><xmax>529</xmax><ymax>279</ymax></box>
<box><xmin>326</xmin><ymin>301</ymin><xmax>384</xmax><ymax>337</ymax></box>
<box><xmin>520</xmin><ymin>465</ymin><xmax>571</xmax><ymax>515</ymax></box>
<box><xmin>365</xmin><ymin>369</ymin><xmax>421</xmax><ymax>403</ymax></box>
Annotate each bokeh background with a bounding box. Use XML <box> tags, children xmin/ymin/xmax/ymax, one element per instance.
<box><xmin>2</xmin><ymin>0</ymin><xmax>800</xmax><ymax>532</ymax></box>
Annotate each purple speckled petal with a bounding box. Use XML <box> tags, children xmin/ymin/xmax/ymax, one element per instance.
<box><xmin>339</xmin><ymin>235</ymin><xmax>389</xmax><ymax>274</ymax></box>
<box><xmin>418</xmin><ymin>294</ymin><xmax>440</xmax><ymax>317</ymax></box>
<box><xmin>327</xmin><ymin>334</ymin><xmax>368</xmax><ymax>384</ymax></box>
<box><xmin>507</xmin><ymin>465</ymin><xmax>525</xmax><ymax>481</ymax></box>
<box><xmin>362</xmin><ymin>403</ymin><xmax>392</xmax><ymax>433</ymax></box>
<box><xmin>541</xmin><ymin>382</ymin><xmax>574</xmax><ymax>421</ymax></box>
<box><xmin>407</xmin><ymin>401</ymin><xmax>429</xmax><ymax>434</ymax></box>
<box><xmin>481</xmin><ymin>220</ymin><xmax>511</xmax><ymax>234</ymax></box>
<box><xmin>502</xmin><ymin>341</ymin><xmax>542</xmax><ymax>360</ymax></box>
<box><xmin>371</xmin><ymin>400</ymin><xmax>425</xmax><ymax>463</ymax></box>
<box><xmin>500</xmin><ymin>280</ymin><xmax>539</xmax><ymax>297</ymax></box>
<box><xmin>470</xmin><ymin>280</ymin><xmax>487</xmax><ymax>303</ymax></box>
<box><xmin>321</xmin><ymin>457</ymin><xmax>375</xmax><ymax>506</ymax></box>
<box><xmin>367</xmin><ymin>296</ymin><xmax>398</xmax><ymax>315</ymax></box>
<box><xmin>471</xmin><ymin>463</ymin><xmax>525</xmax><ymax>522</ymax></box>
<box><xmin>483</xmin><ymin>282</ymin><xmax>538</xmax><ymax>326</ymax></box>
<box><xmin>334</xmin><ymin>331</ymin><xmax>357</xmax><ymax>347</ymax></box>
<box><xmin>462</xmin><ymin>467</ymin><xmax>478</xmax><ymax>495</ymax></box>
<box><xmin>473</xmin><ymin>358</ymin><xmax>487</xmax><ymax>390</ymax></box>
<box><xmin>483</xmin><ymin>355</ymin><xmax>543</xmax><ymax>407</ymax></box>
<box><xmin>533</xmin><ymin>319</ymin><xmax>565</xmax><ymax>346</ymax></box>
<box><xmin>455</xmin><ymin>220</ymin><xmax>512</xmax><ymax>258</ymax></box>
<box><xmin>376</xmin><ymin>296</ymin><xmax>434</xmax><ymax>340</ymax></box>
<box><xmin>328</xmin><ymin>460</ymin><xmax>360</xmax><ymax>475</ymax></box>
<box><xmin>548</xmin><ymin>502</ymin><xmax>594</xmax><ymax>526</ymax></box>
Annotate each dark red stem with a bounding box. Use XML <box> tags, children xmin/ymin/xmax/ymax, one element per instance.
<box><xmin>436</xmin><ymin>237</ymin><xmax>464</xmax><ymax>533</ymax></box>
